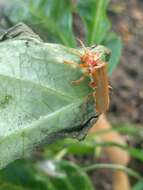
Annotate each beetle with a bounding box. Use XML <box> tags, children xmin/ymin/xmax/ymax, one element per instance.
<box><xmin>91</xmin><ymin>61</ymin><xmax>109</xmax><ymax>113</ymax></box>
<box><xmin>64</xmin><ymin>40</ymin><xmax>111</xmax><ymax>114</ymax></box>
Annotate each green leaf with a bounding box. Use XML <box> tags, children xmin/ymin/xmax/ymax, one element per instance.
<box><xmin>44</xmin><ymin>138</ymin><xmax>95</xmax><ymax>157</ymax></box>
<box><xmin>6</xmin><ymin>0</ymin><xmax>122</xmax><ymax>73</ymax></box>
<box><xmin>77</xmin><ymin>0</ymin><xmax>111</xmax><ymax>45</ymax></box>
<box><xmin>113</xmin><ymin>123</ymin><xmax>143</xmax><ymax>137</ymax></box>
<box><xmin>38</xmin><ymin>160</ymin><xmax>94</xmax><ymax>190</ymax></box>
<box><xmin>128</xmin><ymin>148</ymin><xmax>143</xmax><ymax>162</ymax></box>
<box><xmin>6</xmin><ymin>0</ymin><xmax>76</xmax><ymax>47</ymax></box>
<box><xmin>0</xmin><ymin>159</ymin><xmax>94</xmax><ymax>190</ymax></box>
<box><xmin>59</xmin><ymin>138</ymin><xmax>94</xmax><ymax>154</ymax></box>
<box><xmin>0</xmin><ymin>181</ymin><xmax>28</xmax><ymax>190</ymax></box>
<box><xmin>0</xmin><ymin>160</ymin><xmax>51</xmax><ymax>190</ymax></box>
<box><xmin>132</xmin><ymin>181</ymin><xmax>143</xmax><ymax>190</ymax></box>
<box><xmin>77</xmin><ymin>0</ymin><xmax>122</xmax><ymax>73</ymax></box>
<box><xmin>104</xmin><ymin>32</ymin><xmax>122</xmax><ymax>74</ymax></box>
<box><xmin>0</xmin><ymin>23</ymin><xmax>110</xmax><ymax>169</ymax></box>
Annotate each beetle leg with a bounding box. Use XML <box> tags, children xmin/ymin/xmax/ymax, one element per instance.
<box><xmin>71</xmin><ymin>69</ymin><xmax>89</xmax><ymax>84</ymax></box>
<box><xmin>108</xmin><ymin>85</ymin><xmax>113</xmax><ymax>90</ymax></box>
<box><xmin>89</xmin><ymin>81</ymin><xmax>97</xmax><ymax>89</ymax></box>
<box><xmin>64</xmin><ymin>60</ymin><xmax>88</xmax><ymax>69</ymax></box>
<box><xmin>77</xmin><ymin>38</ymin><xmax>89</xmax><ymax>54</ymax></box>
<box><xmin>71</xmin><ymin>75</ymin><xmax>87</xmax><ymax>85</ymax></box>
<box><xmin>79</xmin><ymin>63</ymin><xmax>88</xmax><ymax>68</ymax></box>
<box><xmin>64</xmin><ymin>60</ymin><xmax>79</xmax><ymax>69</ymax></box>
<box><xmin>67</xmin><ymin>48</ymin><xmax>82</xmax><ymax>57</ymax></box>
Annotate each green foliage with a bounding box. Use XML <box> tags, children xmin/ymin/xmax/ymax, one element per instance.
<box><xmin>77</xmin><ymin>0</ymin><xmax>111</xmax><ymax>45</ymax></box>
<box><xmin>0</xmin><ymin>182</ymin><xmax>27</xmax><ymax>190</ymax></box>
<box><xmin>112</xmin><ymin>123</ymin><xmax>143</xmax><ymax>162</ymax></box>
<box><xmin>2</xmin><ymin>0</ymin><xmax>142</xmax><ymax>189</ymax></box>
<box><xmin>6</xmin><ymin>0</ymin><xmax>122</xmax><ymax>73</ymax></box>
<box><xmin>104</xmin><ymin>33</ymin><xmax>122</xmax><ymax>74</ymax></box>
<box><xmin>0</xmin><ymin>122</ymin><xmax>142</xmax><ymax>190</ymax></box>
<box><xmin>0</xmin><ymin>24</ymin><xmax>111</xmax><ymax>169</ymax></box>
<box><xmin>132</xmin><ymin>181</ymin><xmax>143</xmax><ymax>190</ymax></box>
<box><xmin>6</xmin><ymin>0</ymin><xmax>76</xmax><ymax>47</ymax></box>
<box><xmin>0</xmin><ymin>160</ymin><xmax>94</xmax><ymax>190</ymax></box>
<box><xmin>76</xmin><ymin>0</ymin><xmax>122</xmax><ymax>73</ymax></box>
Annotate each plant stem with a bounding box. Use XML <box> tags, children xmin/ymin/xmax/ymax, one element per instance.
<box><xmin>83</xmin><ymin>163</ymin><xmax>142</xmax><ymax>180</ymax></box>
<box><xmin>89</xmin><ymin>0</ymin><xmax>105</xmax><ymax>45</ymax></box>
<box><xmin>55</xmin><ymin>148</ymin><xmax>68</xmax><ymax>161</ymax></box>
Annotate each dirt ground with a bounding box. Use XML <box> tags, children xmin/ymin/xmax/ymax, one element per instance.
<box><xmin>109</xmin><ymin>0</ymin><xmax>143</xmax><ymax>124</ymax></box>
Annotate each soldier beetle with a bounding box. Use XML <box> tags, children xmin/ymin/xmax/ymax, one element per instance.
<box><xmin>64</xmin><ymin>40</ymin><xmax>111</xmax><ymax>114</ymax></box>
<box><xmin>92</xmin><ymin>61</ymin><xmax>109</xmax><ymax>113</ymax></box>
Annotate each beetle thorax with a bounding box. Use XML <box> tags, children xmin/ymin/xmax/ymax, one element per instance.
<box><xmin>81</xmin><ymin>51</ymin><xmax>99</xmax><ymax>67</ymax></box>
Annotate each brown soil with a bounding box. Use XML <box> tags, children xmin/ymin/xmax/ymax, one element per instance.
<box><xmin>108</xmin><ymin>0</ymin><xmax>143</xmax><ymax>124</ymax></box>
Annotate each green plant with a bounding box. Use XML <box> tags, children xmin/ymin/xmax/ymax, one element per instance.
<box><xmin>0</xmin><ymin>22</ymin><xmax>113</xmax><ymax>169</ymax></box>
<box><xmin>0</xmin><ymin>159</ymin><xmax>94</xmax><ymax>190</ymax></box>
<box><xmin>6</xmin><ymin>0</ymin><xmax>122</xmax><ymax>74</ymax></box>
<box><xmin>0</xmin><ymin>0</ymin><xmax>134</xmax><ymax>189</ymax></box>
<box><xmin>132</xmin><ymin>180</ymin><xmax>143</xmax><ymax>190</ymax></box>
<box><xmin>0</xmin><ymin>126</ymin><xmax>142</xmax><ymax>190</ymax></box>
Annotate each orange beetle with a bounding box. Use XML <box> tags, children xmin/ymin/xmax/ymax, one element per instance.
<box><xmin>64</xmin><ymin>41</ymin><xmax>111</xmax><ymax>114</ymax></box>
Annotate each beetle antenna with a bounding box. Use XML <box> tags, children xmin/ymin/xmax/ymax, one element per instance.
<box><xmin>77</xmin><ymin>38</ymin><xmax>88</xmax><ymax>53</ymax></box>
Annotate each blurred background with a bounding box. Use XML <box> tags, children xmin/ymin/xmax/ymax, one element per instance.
<box><xmin>0</xmin><ymin>0</ymin><xmax>142</xmax><ymax>190</ymax></box>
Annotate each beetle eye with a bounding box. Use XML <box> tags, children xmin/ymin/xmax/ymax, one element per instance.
<box><xmin>105</xmin><ymin>49</ymin><xmax>111</xmax><ymax>61</ymax></box>
<box><xmin>90</xmin><ymin>44</ymin><xmax>97</xmax><ymax>49</ymax></box>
